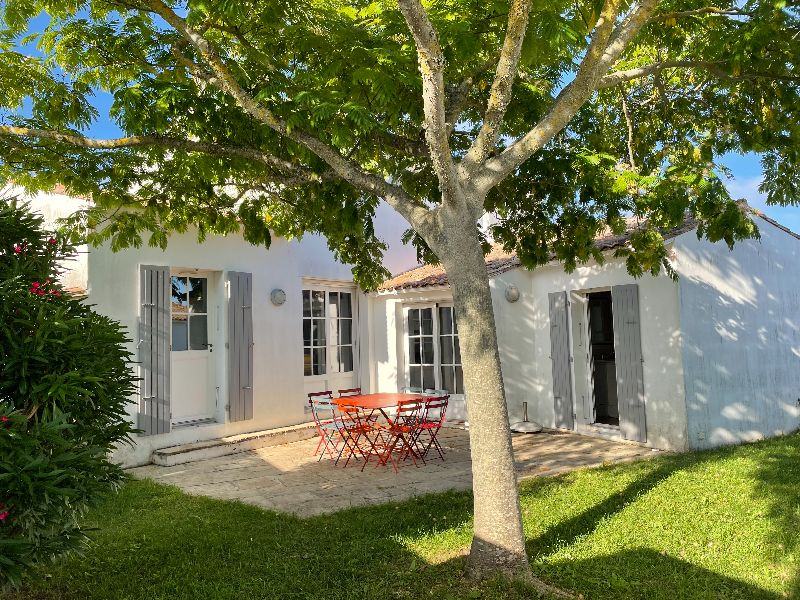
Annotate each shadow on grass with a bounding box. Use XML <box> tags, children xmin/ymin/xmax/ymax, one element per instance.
<box><xmin>752</xmin><ymin>432</ymin><xmax>800</xmax><ymax>599</ymax></box>
<box><xmin>525</xmin><ymin>454</ymin><xmax>693</xmax><ymax>561</ymax></box>
<box><xmin>5</xmin><ymin>479</ymin><xmax>547</xmax><ymax>600</ymax></box>
<box><xmin>549</xmin><ymin>548</ymin><xmax>782</xmax><ymax>600</ymax></box>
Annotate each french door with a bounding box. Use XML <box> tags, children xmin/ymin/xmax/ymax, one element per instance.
<box><xmin>403</xmin><ymin>304</ymin><xmax>464</xmax><ymax>395</ymax></box>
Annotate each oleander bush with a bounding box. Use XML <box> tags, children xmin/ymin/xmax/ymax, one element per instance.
<box><xmin>0</xmin><ymin>198</ymin><xmax>136</xmax><ymax>588</ymax></box>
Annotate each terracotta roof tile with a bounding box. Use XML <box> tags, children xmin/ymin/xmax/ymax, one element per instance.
<box><xmin>378</xmin><ymin>215</ymin><xmax>696</xmax><ymax>292</ymax></box>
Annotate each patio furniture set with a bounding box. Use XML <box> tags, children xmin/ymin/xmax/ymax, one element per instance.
<box><xmin>307</xmin><ymin>388</ymin><xmax>450</xmax><ymax>472</ymax></box>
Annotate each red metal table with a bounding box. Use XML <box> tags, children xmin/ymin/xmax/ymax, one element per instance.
<box><xmin>333</xmin><ymin>393</ymin><xmax>434</xmax><ymax>469</ymax></box>
<box><xmin>334</xmin><ymin>392</ymin><xmax>433</xmax><ymax>411</ymax></box>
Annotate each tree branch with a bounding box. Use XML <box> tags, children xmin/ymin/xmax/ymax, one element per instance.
<box><xmin>397</xmin><ymin>0</ymin><xmax>459</xmax><ymax>199</ymax></box>
<box><xmin>462</xmin><ymin>0</ymin><xmax>532</xmax><ymax>172</ymax></box>
<box><xmin>648</xmin><ymin>7</ymin><xmax>753</xmax><ymax>22</ymax></box>
<box><xmin>140</xmin><ymin>0</ymin><xmax>431</xmax><ymax>229</ymax></box>
<box><xmin>475</xmin><ymin>0</ymin><xmax>659</xmax><ymax>194</ymax></box>
<box><xmin>0</xmin><ymin>125</ymin><xmax>333</xmax><ymax>183</ymax></box>
<box><xmin>598</xmin><ymin>60</ymin><xmax>800</xmax><ymax>87</ymax></box>
<box><xmin>444</xmin><ymin>52</ymin><xmax>502</xmax><ymax>130</ymax></box>
<box><xmin>620</xmin><ymin>86</ymin><xmax>636</xmax><ymax>169</ymax></box>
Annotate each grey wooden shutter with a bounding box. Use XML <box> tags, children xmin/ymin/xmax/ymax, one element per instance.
<box><xmin>549</xmin><ymin>291</ymin><xmax>574</xmax><ymax>429</ymax></box>
<box><xmin>227</xmin><ymin>271</ymin><xmax>253</xmax><ymax>422</ymax></box>
<box><xmin>138</xmin><ymin>265</ymin><xmax>171</xmax><ymax>435</ymax></box>
<box><xmin>612</xmin><ymin>284</ymin><xmax>646</xmax><ymax>442</ymax></box>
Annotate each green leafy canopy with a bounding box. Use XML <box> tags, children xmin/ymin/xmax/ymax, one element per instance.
<box><xmin>0</xmin><ymin>0</ymin><xmax>798</xmax><ymax>286</ymax></box>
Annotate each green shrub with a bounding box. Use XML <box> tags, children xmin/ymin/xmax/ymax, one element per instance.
<box><xmin>0</xmin><ymin>198</ymin><xmax>136</xmax><ymax>588</ymax></box>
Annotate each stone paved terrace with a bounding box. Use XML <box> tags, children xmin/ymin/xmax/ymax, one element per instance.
<box><xmin>130</xmin><ymin>428</ymin><xmax>658</xmax><ymax>517</ymax></box>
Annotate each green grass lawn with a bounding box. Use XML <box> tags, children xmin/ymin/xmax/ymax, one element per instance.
<box><xmin>6</xmin><ymin>433</ymin><xmax>799</xmax><ymax>600</ymax></box>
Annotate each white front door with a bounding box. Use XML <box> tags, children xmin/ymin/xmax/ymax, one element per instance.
<box><xmin>170</xmin><ymin>273</ymin><xmax>216</xmax><ymax>425</ymax></box>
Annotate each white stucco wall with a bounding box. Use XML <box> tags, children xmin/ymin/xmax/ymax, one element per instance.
<box><xmin>86</xmin><ymin>228</ymin><xmax>360</xmax><ymax>467</ymax></box>
<box><xmin>504</xmin><ymin>258</ymin><xmax>687</xmax><ymax>451</ymax></box>
<box><xmin>7</xmin><ymin>188</ymin><xmax>90</xmax><ymax>292</ymax></box>
<box><xmin>673</xmin><ymin>219</ymin><xmax>800</xmax><ymax>449</ymax></box>
<box><xmin>368</xmin><ymin>255</ymin><xmax>688</xmax><ymax>451</ymax></box>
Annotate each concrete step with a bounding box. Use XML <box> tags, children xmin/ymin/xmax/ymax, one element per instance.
<box><xmin>151</xmin><ymin>422</ymin><xmax>318</xmax><ymax>466</ymax></box>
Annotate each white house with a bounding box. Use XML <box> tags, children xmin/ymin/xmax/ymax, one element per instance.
<box><xmin>22</xmin><ymin>189</ymin><xmax>800</xmax><ymax>465</ymax></box>
<box><xmin>367</xmin><ymin>211</ymin><xmax>800</xmax><ymax>452</ymax></box>
<box><xmin>24</xmin><ymin>190</ymin><xmax>368</xmax><ymax>467</ymax></box>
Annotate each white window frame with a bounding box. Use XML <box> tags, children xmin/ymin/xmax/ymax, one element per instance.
<box><xmin>402</xmin><ymin>302</ymin><xmax>464</xmax><ymax>395</ymax></box>
<box><xmin>170</xmin><ymin>274</ymin><xmax>210</xmax><ymax>353</ymax></box>
<box><xmin>302</xmin><ymin>284</ymin><xmax>357</xmax><ymax>378</ymax></box>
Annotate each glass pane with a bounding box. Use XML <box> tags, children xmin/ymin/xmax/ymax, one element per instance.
<box><xmin>455</xmin><ymin>366</ymin><xmax>464</xmax><ymax>394</ymax></box>
<box><xmin>189</xmin><ymin>315</ymin><xmax>208</xmax><ymax>350</ymax></box>
<box><xmin>339</xmin><ymin>293</ymin><xmax>352</xmax><ymax>318</ymax></box>
<box><xmin>410</xmin><ymin>338</ymin><xmax>421</xmax><ymax>365</ymax></box>
<box><xmin>312</xmin><ymin>290</ymin><xmax>325</xmax><ymax>317</ymax></box>
<box><xmin>303</xmin><ymin>319</ymin><xmax>311</xmax><ymax>346</ymax></box>
<box><xmin>440</xmin><ymin>335</ymin><xmax>454</xmax><ymax>365</ymax></box>
<box><xmin>304</xmin><ymin>347</ymin><xmax>312</xmax><ymax>376</ymax></box>
<box><xmin>453</xmin><ymin>312</ymin><xmax>458</xmax><ymax>334</ymax></box>
<box><xmin>454</xmin><ymin>336</ymin><xmax>461</xmax><ymax>364</ymax></box>
<box><xmin>313</xmin><ymin>348</ymin><xmax>326</xmax><ymax>375</ymax></box>
<box><xmin>328</xmin><ymin>291</ymin><xmax>339</xmax><ymax>319</ymax></box>
<box><xmin>422</xmin><ymin>366</ymin><xmax>435</xmax><ymax>390</ymax></box>
<box><xmin>441</xmin><ymin>365</ymin><xmax>455</xmax><ymax>394</ymax></box>
<box><xmin>410</xmin><ymin>366</ymin><xmax>421</xmax><ymax>389</ymax></box>
<box><xmin>339</xmin><ymin>319</ymin><xmax>352</xmax><ymax>345</ymax></box>
<box><xmin>408</xmin><ymin>309</ymin><xmax>420</xmax><ymax>336</ymax></box>
<box><xmin>313</xmin><ymin>318</ymin><xmax>326</xmax><ymax>346</ymax></box>
<box><xmin>188</xmin><ymin>277</ymin><xmax>207</xmax><ymax>313</ymax></box>
<box><xmin>339</xmin><ymin>346</ymin><xmax>353</xmax><ymax>372</ymax></box>
<box><xmin>422</xmin><ymin>338</ymin><xmax>434</xmax><ymax>364</ymax></box>
<box><xmin>171</xmin><ymin>276</ymin><xmax>188</xmax><ymax>307</ymax></box>
<box><xmin>302</xmin><ymin>290</ymin><xmax>311</xmax><ymax>317</ymax></box>
<box><xmin>171</xmin><ymin>319</ymin><xmax>188</xmax><ymax>351</ymax></box>
<box><xmin>421</xmin><ymin>307</ymin><xmax>433</xmax><ymax>335</ymax></box>
<box><xmin>439</xmin><ymin>306</ymin><xmax>453</xmax><ymax>335</ymax></box>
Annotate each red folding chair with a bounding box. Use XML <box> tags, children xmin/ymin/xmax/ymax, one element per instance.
<box><xmin>333</xmin><ymin>404</ymin><xmax>381</xmax><ymax>470</ymax></box>
<box><xmin>413</xmin><ymin>395</ymin><xmax>450</xmax><ymax>461</ymax></box>
<box><xmin>338</xmin><ymin>387</ymin><xmax>361</xmax><ymax>397</ymax></box>
<box><xmin>376</xmin><ymin>399</ymin><xmax>425</xmax><ymax>472</ymax></box>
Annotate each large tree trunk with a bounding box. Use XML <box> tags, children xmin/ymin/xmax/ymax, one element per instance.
<box><xmin>433</xmin><ymin>204</ymin><xmax>529</xmax><ymax>579</ymax></box>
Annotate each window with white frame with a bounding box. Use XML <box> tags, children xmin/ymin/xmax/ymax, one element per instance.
<box><xmin>405</xmin><ymin>304</ymin><xmax>463</xmax><ymax>394</ymax></box>
<box><xmin>171</xmin><ymin>276</ymin><xmax>209</xmax><ymax>351</ymax></box>
<box><xmin>302</xmin><ymin>288</ymin><xmax>354</xmax><ymax>376</ymax></box>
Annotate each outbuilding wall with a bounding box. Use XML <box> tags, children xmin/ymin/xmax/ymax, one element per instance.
<box><xmin>497</xmin><ymin>257</ymin><xmax>688</xmax><ymax>451</ymax></box>
<box><xmin>673</xmin><ymin>219</ymin><xmax>800</xmax><ymax>449</ymax></box>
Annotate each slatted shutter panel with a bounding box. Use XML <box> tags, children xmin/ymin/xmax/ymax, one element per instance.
<box><xmin>549</xmin><ymin>291</ymin><xmax>574</xmax><ymax>429</ymax></box>
<box><xmin>227</xmin><ymin>271</ymin><xmax>254</xmax><ymax>422</ymax></box>
<box><xmin>612</xmin><ymin>284</ymin><xmax>647</xmax><ymax>442</ymax></box>
<box><xmin>138</xmin><ymin>265</ymin><xmax>171</xmax><ymax>435</ymax></box>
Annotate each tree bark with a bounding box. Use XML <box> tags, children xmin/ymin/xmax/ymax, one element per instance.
<box><xmin>431</xmin><ymin>203</ymin><xmax>529</xmax><ymax>580</ymax></box>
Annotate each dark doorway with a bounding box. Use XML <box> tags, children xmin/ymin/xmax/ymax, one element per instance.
<box><xmin>587</xmin><ymin>291</ymin><xmax>619</xmax><ymax>426</ymax></box>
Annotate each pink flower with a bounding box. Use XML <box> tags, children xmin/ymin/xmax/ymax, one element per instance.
<box><xmin>51</xmin><ymin>290</ymin><xmax>62</xmax><ymax>297</ymax></box>
<box><xmin>0</xmin><ymin>416</ymin><xmax>8</xmax><ymax>423</ymax></box>
<box><xmin>0</xmin><ymin>511</ymin><xmax>9</xmax><ymax>523</ymax></box>
<box><xmin>31</xmin><ymin>282</ymin><xmax>40</xmax><ymax>289</ymax></box>
<box><xmin>48</xmin><ymin>238</ymin><xmax>56</xmax><ymax>245</ymax></box>
<box><xmin>13</xmin><ymin>245</ymin><xmax>22</xmax><ymax>254</ymax></box>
